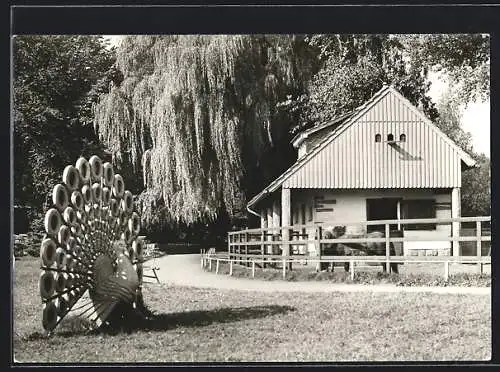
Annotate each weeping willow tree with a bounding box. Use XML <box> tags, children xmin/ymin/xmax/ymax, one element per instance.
<box><xmin>93</xmin><ymin>35</ymin><xmax>315</xmax><ymax>226</ymax></box>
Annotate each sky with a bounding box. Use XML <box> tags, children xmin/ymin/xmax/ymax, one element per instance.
<box><xmin>427</xmin><ymin>73</ymin><xmax>490</xmax><ymax>157</ymax></box>
<box><xmin>103</xmin><ymin>35</ymin><xmax>490</xmax><ymax>157</ymax></box>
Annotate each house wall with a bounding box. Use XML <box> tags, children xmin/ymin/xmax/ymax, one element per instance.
<box><xmin>288</xmin><ymin>188</ymin><xmax>452</xmax><ymax>256</ymax></box>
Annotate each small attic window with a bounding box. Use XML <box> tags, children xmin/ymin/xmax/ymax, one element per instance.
<box><xmin>400</xmin><ymin>134</ymin><xmax>406</xmax><ymax>142</ymax></box>
<box><xmin>375</xmin><ymin>134</ymin><xmax>381</xmax><ymax>143</ymax></box>
<box><xmin>387</xmin><ymin>133</ymin><xmax>394</xmax><ymax>142</ymax></box>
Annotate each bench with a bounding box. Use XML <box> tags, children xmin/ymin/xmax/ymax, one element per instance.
<box><xmin>141</xmin><ymin>243</ymin><xmax>162</xmax><ymax>283</ymax></box>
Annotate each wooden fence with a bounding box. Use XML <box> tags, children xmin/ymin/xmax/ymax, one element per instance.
<box><xmin>200</xmin><ymin>216</ymin><xmax>491</xmax><ymax>280</ymax></box>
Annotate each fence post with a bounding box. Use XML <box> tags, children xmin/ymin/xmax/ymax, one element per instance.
<box><xmin>476</xmin><ymin>220</ymin><xmax>483</xmax><ymax>275</ymax></box>
<box><xmin>261</xmin><ymin>230</ymin><xmax>265</xmax><ymax>268</ymax></box>
<box><xmin>229</xmin><ymin>260</ymin><xmax>233</xmax><ymax>276</ymax></box>
<box><xmin>252</xmin><ymin>260</ymin><xmax>255</xmax><ymax>278</ymax></box>
<box><xmin>444</xmin><ymin>261</ymin><xmax>449</xmax><ymax>281</ymax></box>
<box><xmin>283</xmin><ymin>259</ymin><xmax>286</xmax><ymax>280</ymax></box>
<box><xmin>228</xmin><ymin>233</ymin><xmax>231</xmax><ymax>261</ymax></box>
<box><xmin>282</xmin><ymin>188</ymin><xmax>291</xmax><ymax>271</ymax></box>
<box><xmin>209</xmin><ymin>257</ymin><xmax>212</xmax><ymax>271</ymax></box>
<box><xmin>385</xmin><ymin>223</ymin><xmax>391</xmax><ymax>273</ymax></box>
<box><xmin>350</xmin><ymin>260</ymin><xmax>355</xmax><ymax>281</ymax></box>
<box><xmin>216</xmin><ymin>259</ymin><xmax>220</xmax><ymax>274</ymax></box>
<box><xmin>316</xmin><ymin>226</ymin><xmax>322</xmax><ymax>272</ymax></box>
<box><xmin>245</xmin><ymin>232</ymin><xmax>249</xmax><ymax>267</ymax></box>
<box><xmin>238</xmin><ymin>233</ymin><xmax>242</xmax><ymax>265</ymax></box>
<box><xmin>200</xmin><ymin>250</ymin><xmax>204</xmax><ymax>269</ymax></box>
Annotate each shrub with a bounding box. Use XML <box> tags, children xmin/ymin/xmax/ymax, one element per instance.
<box><xmin>14</xmin><ymin>233</ymin><xmax>43</xmax><ymax>258</ymax></box>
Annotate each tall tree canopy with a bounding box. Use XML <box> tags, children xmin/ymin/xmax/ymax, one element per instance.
<box><xmin>92</xmin><ymin>34</ymin><xmax>490</xmax><ymax>229</ymax></box>
<box><xmin>434</xmin><ymin>88</ymin><xmax>490</xmax><ymax>217</ymax></box>
<box><xmin>399</xmin><ymin>34</ymin><xmax>490</xmax><ymax>104</ymax></box>
<box><xmin>93</xmin><ymin>35</ymin><xmax>316</xmax><ymax>225</ymax></box>
<box><xmin>434</xmin><ymin>88</ymin><xmax>474</xmax><ymax>155</ymax></box>
<box><xmin>13</xmin><ymin>35</ymin><xmax>117</xmax><ymax>228</ymax></box>
<box><xmin>281</xmin><ymin>34</ymin><xmax>439</xmax><ymax>135</ymax></box>
<box><xmin>461</xmin><ymin>153</ymin><xmax>491</xmax><ymax>217</ymax></box>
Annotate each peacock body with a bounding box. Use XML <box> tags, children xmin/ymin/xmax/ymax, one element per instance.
<box><xmin>39</xmin><ymin>155</ymin><xmax>145</xmax><ymax>332</ymax></box>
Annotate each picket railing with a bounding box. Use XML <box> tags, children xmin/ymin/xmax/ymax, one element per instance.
<box><xmin>201</xmin><ymin>216</ymin><xmax>491</xmax><ymax>280</ymax></box>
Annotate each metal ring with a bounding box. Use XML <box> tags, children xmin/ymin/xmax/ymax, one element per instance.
<box><xmin>128</xmin><ymin>213</ymin><xmax>141</xmax><ymax>236</ymax></box>
<box><xmin>44</xmin><ymin>209</ymin><xmax>62</xmax><ymax>237</ymax></box>
<box><xmin>63</xmin><ymin>206</ymin><xmax>77</xmax><ymax>226</ymax></box>
<box><xmin>113</xmin><ymin>174</ymin><xmax>125</xmax><ymax>198</ymax></box>
<box><xmin>89</xmin><ymin>155</ymin><xmax>103</xmax><ymax>181</ymax></box>
<box><xmin>63</xmin><ymin>165</ymin><xmax>80</xmax><ymax>191</ymax></box>
<box><xmin>103</xmin><ymin>162</ymin><xmax>114</xmax><ymax>187</ymax></box>
<box><xmin>40</xmin><ymin>271</ymin><xmax>56</xmax><ymax>299</ymax></box>
<box><xmin>122</xmin><ymin>191</ymin><xmax>134</xmax><ymax>214</ymax></box>
<box><xmin>75</xmin><ymin>157</ymin><xmax>91</xmax><ymax>184</ymax></box>
<box><xmin>40</xmin><ymin>238</ymin><xmax>57</xmax><ymax>267</ymax></box>
<box><xmin>71</xmin><ymin>191</ymin><xmax>84</xmax><ymax>211</ymax></box>
<box><xmin>81</xmin><ymin>185</ymin><xmax>92</xmax><ymax>205</ymax></box>
<box><xmin>42</xmin><ymin>301</ymin><xmax>58</xmax><ymax>331</ymax></box>
<box><xmin>58</xmin><ymin>225</ymin><xmax>71</xmax><ymax>246</ymax></box>
<box><xmin>91</xmin><ymin>183</ymin><xmax>102</xmax><ymax>204</ymax></box>
<box><xmin>52</xmin><ymin>184</ymin><xmax>69</xmax><ymax>212</ymax></box>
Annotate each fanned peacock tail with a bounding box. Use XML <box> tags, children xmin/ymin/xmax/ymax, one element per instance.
<box><xmin>39</xmin><ymin>155</ymin><xmax>145</xmax><ymax>332</ymax></box>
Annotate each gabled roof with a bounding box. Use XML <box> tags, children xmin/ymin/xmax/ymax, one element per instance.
<box><xmin>290</xmin><ymin>110</ymin><xmax>354</xmax><ymax>148</ymax></box>
<box><xmin>247</xmin><ymin>84</ymin><xmax>476</xmax><ymax>209</ymax></box>
<box><xmin>388</xmin><ymin>87</ymin><xmax>476</xmax><ymax>168</ymax></box>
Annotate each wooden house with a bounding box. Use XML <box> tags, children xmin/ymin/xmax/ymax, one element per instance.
<box><xmin>246</xmin><ymin>85</ymin><xmax>476</xmax><ymax>256</ymax></box>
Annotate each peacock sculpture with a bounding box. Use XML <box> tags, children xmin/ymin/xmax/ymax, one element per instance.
<box><xmin>39</xmin><ymin>155</ymin><xmax>145</xmax><ymax>332</ymax></box>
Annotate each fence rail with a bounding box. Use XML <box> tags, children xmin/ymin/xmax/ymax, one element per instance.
<box><xmin>208</xmin><ymin>216</ymin><xmax>491</xmax><ymax>280</ymax></box>
<box><xmin>227</xmin><ymin>216</ymin><xmax>491</xmax><ymax>235</ymax></box>
<box><xmin>199</xmin><ymin>254</ymin><xmax>490</xmax><ymax>281</ymax></box>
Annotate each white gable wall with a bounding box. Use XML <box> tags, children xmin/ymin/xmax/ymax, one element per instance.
<box><xmin>284</xmin><ymin>90</ymin><xmax>463</xmax><ymax>189</ymax></box>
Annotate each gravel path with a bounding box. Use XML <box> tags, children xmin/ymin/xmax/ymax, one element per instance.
<box><xmin>146</xmin><ymin>254</ymin><xmax>491</xmax><ymax>295</ymax></box>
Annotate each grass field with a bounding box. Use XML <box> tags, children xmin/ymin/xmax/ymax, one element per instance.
<box><xmin>13</xmin><ymin>256</ymin><xmax>491</xmax><ymax>363</ymax></box>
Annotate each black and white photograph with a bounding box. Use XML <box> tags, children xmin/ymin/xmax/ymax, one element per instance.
<box><xmin>11</xmin><ymin>5</ymin><xmax>492</xmax><ymax>365</ymax></box>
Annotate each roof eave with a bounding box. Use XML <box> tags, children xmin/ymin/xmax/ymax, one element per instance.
<box><xmin>461</xmin><ymin>155</ymin><xmax>476</xmax><ymax>168</ymax></box>
<box><xmin>247</xmin><ymin>185</ymin><xmax>281</xmax><ymax>209</ymax></box>
<box><xmin>290</xmin><ymin>111</ymin><xmax>356</xmax><ymax>148</ymax></box>
<box><xmin>247</xmin><ymin>192</ymin><xmax>266</xmax><ymax>209</ymax></box>
<box><xmin>291</xmin><ymin>133</ymin><xmax>308</xmax><ymax>148</ymax></box>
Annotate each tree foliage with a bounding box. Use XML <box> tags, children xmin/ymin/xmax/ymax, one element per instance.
<box><xmin>403</xmin><ymin>34</ymin><xmax>490</xmax><ymax>216</ymax></box>
<box><xmin>399</xmin><ymin>34</ymin><xmax>490</xmax><ymax>103</ymax></box>
<box><xmin>91</xmin><ymin>34</ymin><xmax>490</xmax><ymax>230</ymax></box>
<box><xmin>461</xmin><ymin>153</ymin><xmax>490</xmax><ymax>217</ymax></box>
<box><xmin>13</xmin><ymin>36</ymin><xmax>116</xmax><ymax>224</ymax></box>
<box><xmin>282</xmin><ymin>34</ymin><xmax>438</xmax><ymax>135</ymax></box>
<box><xmin>433</xmin><ymin>88</ymin><xmax>490</xmax><ymax>217</ymax></box>
<box><xmin>93</xmin><ymin>35</ymin><xmax>316</xmax><ymax>225</ymax></box>
<box><xmin>434</xmin><ymin>87</ymin><xmax>475</xmax><ymax>155</ymax></box>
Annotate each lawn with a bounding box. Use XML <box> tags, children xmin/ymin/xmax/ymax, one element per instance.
<box><xmin>13</xmin><ymin>256</ymin><xmax>491</xmax><ymax>363</ymax></box>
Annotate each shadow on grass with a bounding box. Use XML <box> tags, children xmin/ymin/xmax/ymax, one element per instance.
<box><xmin>136</xmin><ymin>305</ymin><xmax>296</xmax><ymax>332</ymax></box>
<box><xmin>23</xmin><ymin>304</ymin><xmax>295</xmax><ymax>339</ymax></box>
